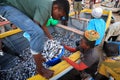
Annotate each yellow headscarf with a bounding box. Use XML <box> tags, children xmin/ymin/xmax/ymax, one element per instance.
<box><xmin>84</xmin><ymin>30</ymin><xmax>100</xmax><ymax>41</ymax></box>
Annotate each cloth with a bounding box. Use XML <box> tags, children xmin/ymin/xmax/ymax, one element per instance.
<box><xmin>64</xmin><ymin>46</ymin><xmax>100</xmax><ymax>76</ymax></box>
<box><xmin>91</xmin><ymin>7</ymin><xmax>103</xmax><ymax>18</ymax></box>
<box><xmin>84</xmin><ymin>30</ymin><xmax>100</xmax><ymax>41</ymax></box>
<box><xmin>105</xmin><ymin>22</ymin><xmax>120</xmax><ymax>41</ymax></box>
<box><xmin>0</xmin><ymin>6</ymin><xmax>44</xmax><ymax>53</ymax></box>
<box><xmin>5</xmin><ymin>0</ymin><xmax>52</xmax><ymax>26</ymax></box>
<box><xmin>46</xmin><ymin>17</ymin><xmax>59</xmax><ymax>27</ymax></box>
<box><xmin>63</xmin><ymin>57</ymin><xmax>88</xmax><ymax>71</ymax></box>
<box><xmin>86</xmin><ymin>18</ymin><xmax>106</xmax><ymax>45</ymax></box>
<box><xmin>98</xmin><ymin>57</ymin><xmax>120</xmax><ymax>80</ymax></box>
<box><xmin>64</xmin><ymin>45</ymin><xmax>77</xmax><ymax>52</ymax></box>
<box><xmin>81</xmin><ymin>47</ymin><xmax>102</xmax><ymax>77</ymax></box>
<box><xmin>73</xmin><ymin>1</ymin><xmax>82</xmax><ymax>12</ymax></box>
<box><xmin>80</xmin><ymin>47</ymin><xmax>100</xmax><ymax>68</ymax></box>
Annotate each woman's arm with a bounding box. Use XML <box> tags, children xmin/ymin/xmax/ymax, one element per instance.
<box><xmin>64</xmin><ymin>45</ymin><xmax>77</xmax><ymax>52</ymax></box>
<box><xmin>63</xmin><ymin>56</ymin><xmax>88</xmax><ymax>71</ymax></box>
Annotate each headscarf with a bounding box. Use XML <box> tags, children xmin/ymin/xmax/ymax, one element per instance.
<box><xmin>91</xmin><ymin>7</ymin><xmax>103</xmax><ymax>18</ymax></box>
<box><xmin>84</xmin><ymin>30</ymin><xmax>100</xmax><ymax>41</ymax></box>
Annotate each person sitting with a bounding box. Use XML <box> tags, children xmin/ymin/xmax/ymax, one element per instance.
<box><xmin>62</xmin><ymin>30</ymin><xmax>101</xmax><ymax>79</ymax></box>
<box><xmin>95</xmin><ymin>41</ymin><xmax>120</xmax><ymax>80</ymax></box>
<box><xmin>86</xmin><ymin>7</ymin><xmax>106</xmax><ymax>46</ymax></box>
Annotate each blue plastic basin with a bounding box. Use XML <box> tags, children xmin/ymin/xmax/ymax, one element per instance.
<box><xmin>45</xmin><ymin>47</ymin><xmax>65</xmax><ymax>66</ymax></box>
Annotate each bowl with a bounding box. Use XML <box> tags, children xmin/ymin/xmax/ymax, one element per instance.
<box><xmin>45</xmin><ymin>47</ymin><xmax>65</xmax><ymax>66</ymax></box>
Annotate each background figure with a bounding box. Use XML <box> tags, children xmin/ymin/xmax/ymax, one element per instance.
<box><xmin>86</xmin><ymin>7</ymin><xmax>106</xmax><ymax>46</ymax></box>
<box><xmin>95</xmin><ymin>41</ymin><xmax>120</xmax><ymax>80</ymax></box>
<box><xmin>73</xmin><ymin>0</ymin><xmax>83</xmax><ymax>18</ymax></box>
<box><xmin>104</xmin><ymin>22</ymin><xmax>120</xmax><ymax>42</ymax></box>
<box><xmin>114</xmin><ymin>0</ymin><xmax>119</xmax><ymax>8</ymax></box>
<box><xmin>89</xmin><ymin>0</ymin><xmax>95</xmax><ymax>9</ymax></box>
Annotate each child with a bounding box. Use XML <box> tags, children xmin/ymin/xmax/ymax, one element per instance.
<box><xmin>95</xmin><ymin>41</ymin><xmax>120</xmax><ymax>80</ymax></box>
<box><xmin>62</xmin><ymin>30</ymin><xmax>100</xmax><ymax>79</ymax></box>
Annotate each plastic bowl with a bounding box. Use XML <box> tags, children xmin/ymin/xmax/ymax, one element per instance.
<box><xmin>45</xmin><ymin>47</ymin><xmax>65</xmax><ymax>66</ymax></box>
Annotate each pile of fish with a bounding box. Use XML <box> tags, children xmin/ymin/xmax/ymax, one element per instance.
<box><xmin>0</xmin><ymin>31</ymin><xmax>81</xmax><ymax>80</ymax></box>
<box><xmin>42</xmin><ymin>40</ymin><xmax>63</xmax><ymax>62</ymax></box>
<box><xmin>51</xmin><ymin>32</ymin><xmax>81</xmax><ymax>56</ymax></box>
<box><xmin>0</xmin><ymin>48</ymin><xmax>36</xmax><ymax>80</ymax></box>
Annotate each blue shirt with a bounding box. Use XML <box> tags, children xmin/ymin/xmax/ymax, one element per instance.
<box><xmin>86</xmin><ymin>18</ymin><xmax>106</xmax><ymax>45</ymax></box>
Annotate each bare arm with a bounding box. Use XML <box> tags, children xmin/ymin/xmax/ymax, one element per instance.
<box><xmin>63</xmin><ymin>56</ymin><xmax>88</xmax><ymax>71</ymax></box>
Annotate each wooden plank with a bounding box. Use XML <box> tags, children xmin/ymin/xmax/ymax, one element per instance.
<box><xmin>106</xmin><ymin>10</ymin><xmax>112</xmax><ymax>29</ymax></box>
<box><xmin>70</xmin><ymin>17</ymin><xmax>89</xmax><ymax>22</ymax></box>
<box><xmin>56</xmin><ymin>24</ymin><xmax>84</xmax><ymax>36</ymax></box>
<box><xmin>0</xmin><ymin>28</ymin><xmax>22</xmax><ymax>38</ymax></box>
